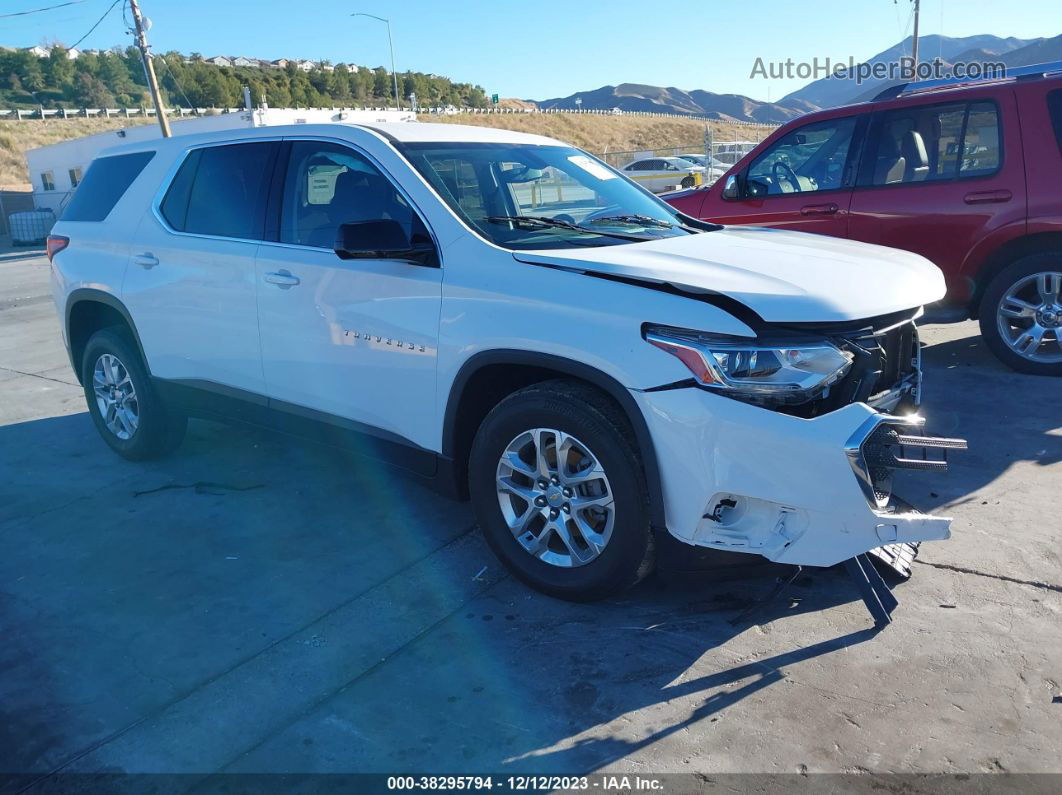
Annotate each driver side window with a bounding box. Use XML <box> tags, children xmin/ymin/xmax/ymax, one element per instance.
<box><xmin>279</xmin><ymin>141</ymin><xmax>414</xmax><ymax>248</ymax></box>
<box><xmin>746</xmin><ymin>116</ymin><xmax>858</xmax><ymax>196</ymax></box>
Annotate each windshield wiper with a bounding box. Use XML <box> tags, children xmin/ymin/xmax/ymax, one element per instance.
<box><xmin>588</xmin><ymin>214</ymin><xmax>704</xmax><ymax>234</ymax></box>
<box><xmin>484</xmin><ymin>215</ymin><xmax>655</xmax><ymax>242</ymax></box>
<box><xmin>587</xmin><ymin>213</ymin><xmax>673</xmax><ymax>228</ymax></box>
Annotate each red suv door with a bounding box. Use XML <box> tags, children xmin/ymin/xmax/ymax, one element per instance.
<box><xmin>847</xmin><ymin>91</ymin><xmax>1026</xmax><ymax>305</ymax></box>
<box><xmin>693</xmin><ymin>114</ymin><xmax>866</xmax><ymax>238</ymax></box>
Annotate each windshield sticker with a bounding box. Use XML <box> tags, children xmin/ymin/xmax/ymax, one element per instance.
<box><xmin>567</xmin><ymin>155</ymin><xmax>616</xmax><ymax>181</ymax></box>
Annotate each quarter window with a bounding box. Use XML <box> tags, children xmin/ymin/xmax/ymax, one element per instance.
<box><xmin>867</xmin><ymin>100</ymin><xmax>1001</xmax><ymax>186</ymax></box>
<box><xmin>160</xmin><ymin>142</ymin><xmax>276</xmax><ymax>239</ymax></box>
<box><xmin>278</xmin><ymin>141</ymin><xmax>417</xmax><ymax>248</ymax></box>
<box><xmin>60</xmin><ymin>151</ymin><xmax>154</xmax><ymax>222</ymax></box>
<box><xmin>747</xmin><ymin>116</ymin><xmax>858</xmax><ymax>196</ymax></box>
<box><xmin>1049</xmin><ymin>89</ymin><xmax>1062</xmax><ymax>156</ymax></box>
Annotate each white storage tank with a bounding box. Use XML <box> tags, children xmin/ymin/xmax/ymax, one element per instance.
<box><xmin>8</xmin><ymin>210</ymin><xmax>56</xmax><ymax>245</ymax></box>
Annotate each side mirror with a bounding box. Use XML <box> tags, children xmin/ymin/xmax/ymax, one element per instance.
<box><xmin>721</xmin><ymin>174</ymin><xmax>742</xmax><ymax>200</ymax></box>
<box><xmin>334</xmin><ymin>219</ymin><xmax>437</xmax><ymax>266</ymax></box>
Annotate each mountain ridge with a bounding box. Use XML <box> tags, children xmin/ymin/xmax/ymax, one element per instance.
<box><xmin>534</xmin><ymin>33</ymin><xmax>1056</xmax><ymax>124</ymax></box>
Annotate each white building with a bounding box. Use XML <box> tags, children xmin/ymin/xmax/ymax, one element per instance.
<box><xmin>295</xmin><ymin>60</ymin><xmax>316</xmax><ymax>72</ymax></box>
<box><xmin>26</xmin><ymin>107</ymin><xmax>417</xmax><ymax>215</ymax></box>
<box><xmin>205</xmin><ymin>56</ymin><xmax>233</xmax><ymax>67</ymax></box>
<box><xmin>232</xmin><ymin>56</ymin><xmax>259</xmax><ymax>68</ymax></box>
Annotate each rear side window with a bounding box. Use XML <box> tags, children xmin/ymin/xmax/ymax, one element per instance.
<box><xmin>60</xmin><ymin>151</ymin><xmax>154</xmax><ymax>222</ymax></box>
<box><xmin>159</xmin><ymin>142</ymin><xmax>276</xmax><ymax>239</ymax></box>
<box><xmin>866</xmin><ymin>100</ymin><xmax>1001</xmax><ymax>186</ymax></box>
<box><xmin>1048</xmin><ymin>89</ymin><xmax>1062</xmax><ymax>156</ymax></box>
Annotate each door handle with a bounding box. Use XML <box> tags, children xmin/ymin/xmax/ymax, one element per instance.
<box><xmin>800</xmin><ymin>203</ymin><xmax>839</xmax><ymax>216</ymax></box>
<box><xmin>133</xmin><ymin>252</ymin><xmax>158</xmax><ymax>268</ymax></box>
<box><xmin>264</xmin><ymin>270</ymin><xmax>300</xmax><ymax>288</ymax></box>
<box><xmin>964</xmin><ymin>189</ymin><xmax>1012</xmax><ymax>205</ymax></box>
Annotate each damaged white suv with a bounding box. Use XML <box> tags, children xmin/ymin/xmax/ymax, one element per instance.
<box><xmin>48</xmin><ymin>122</ymin><xmax>963</xmax><ymax>601</ymax></box>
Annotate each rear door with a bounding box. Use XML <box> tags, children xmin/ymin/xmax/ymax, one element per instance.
<box><xmin>710</xmin><ymin>114</ymin><xmax>864</xmax><ymax>237</ymax></box>
<box><xmin>847</xmin><ymin>93</ymin><xmax>1026</xmax><ymax>301</ymax></box>
<box><xmin>124</xmin><ymin>141</ymin><xmax>277</xmax><ymax>393</ymax></box>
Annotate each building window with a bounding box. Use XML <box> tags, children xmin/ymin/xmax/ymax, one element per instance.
<box><xmin>40</xmin><ymin>171</ymin><xmax>56</xmax><ymax>192</ymax></box>
<box><xmin>69</xmin><ymin>167</ymin><xmax>83</xmax><ymax>188</ymax></box>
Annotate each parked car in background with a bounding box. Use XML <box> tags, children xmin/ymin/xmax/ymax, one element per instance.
<box><xmin>711</xmin><ymin>142</ymin><xmax>758</xmax><ymax>165</ymax></box>
<box><xmin>665</xmin><ymin>62</ymin><xmax>1062</xmax><ymax>375</ymax></box>
<box><xmin>675</xmin><ymin>154</ymin><xmax>728</xmax><ymax>184</ymax></box>
<box><xmin>48</xmin><ymin>122</ymin><xmax>961</xmax><ymax>603</ymax></box>
<box><xmin>620</xmin><ymin>156</ymin><xmax>705</xmax><ymax>192</ymax></box>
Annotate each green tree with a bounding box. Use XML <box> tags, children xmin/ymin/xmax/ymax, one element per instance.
<box><xmin>45</xmin><ymin>47</ymin><xmax>75</xmax><ymax>89</ymax></box>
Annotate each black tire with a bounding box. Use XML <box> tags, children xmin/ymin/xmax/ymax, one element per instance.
<box><xmin>81</xmin><ymin>327</ymin><xmax>187</xmax><ymax>460</ymax></box>
<box><xmin>680</xmin><ymin>176</ymin><xmax>696</xmax><ymax>188</ymax></box>
<box><xmin>978</xmin><ymin>252</ymin><xmax>1062</xmax><ymax>376</ymax></box>
<box><xmin>468</xmin><ymin>379</ymin><xmax>654</xmax><ymax>602</ymax></box>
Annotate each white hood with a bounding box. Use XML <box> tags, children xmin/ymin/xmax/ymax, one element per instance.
<box><xmin>513</xmin><ymin>226</ymin><xmax>947</xmax><ymax>323</ymax></box>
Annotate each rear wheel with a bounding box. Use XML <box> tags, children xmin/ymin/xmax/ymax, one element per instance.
<box><xmin>469</xmin><ymin>380</ymin><xmax>654</xmax><ymax>601</ymax></box>
<box><xmin>979</xmin><ymin>253</ymin><xmax>1062</xmax><ymax>376</ymax></box>
<box><xmin>680</xmin><ymin>176</ymin><xmax>696</xmax><ymax>188</ymax></box>
<box><xmin>81</xmin><ymin>328</ymin><xmax>186</xmax><ymax>460</ymax></box>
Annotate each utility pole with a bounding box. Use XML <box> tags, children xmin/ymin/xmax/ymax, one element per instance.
<box><xmin>910</xmin><ymin>0</ymin><xmax>921</xmax><ymax>76</ymax></box>
<box><xmin>128</xmin><ymin>0</ymin><xmax>171</xmax><ymax>137</ymax></box>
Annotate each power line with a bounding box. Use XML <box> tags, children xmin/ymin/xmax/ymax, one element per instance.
<box><xmin>155</xmin><ymin>50</ymin><xmax>195</xmax><ymax>110</ymax></box>
<box><xmin>0</xmin><ymin>1</ymin><xmax>88</xmax><ymax>19</ymax></box>
<box><xmin>68</xmin><ymin>0</ymin><xmax>124</xmax><ymax>51</ymax></box>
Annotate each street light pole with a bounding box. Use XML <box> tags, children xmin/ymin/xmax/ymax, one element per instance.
<box><xmin>352</xmin><ymin>12</ymin><xmax>400</xmax><ymax>109</ymax></box>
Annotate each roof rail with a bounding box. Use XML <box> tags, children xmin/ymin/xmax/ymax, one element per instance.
<box><xmin>872</xmin><ymin>59</ymin><xmax>1062</xmax><ymax>102</ymax></box>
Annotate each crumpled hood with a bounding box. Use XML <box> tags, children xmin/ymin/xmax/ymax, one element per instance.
<box><xmin>513</xmin><ymin>226</ymin><xmax>947</xmax><ymax>323</ymax></box>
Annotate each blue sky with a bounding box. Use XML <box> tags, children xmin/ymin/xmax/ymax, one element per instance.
<box><xmin>4</xmin><ymin>0</ymin><xmax>1057</xmax><ymax>101</ymax></box>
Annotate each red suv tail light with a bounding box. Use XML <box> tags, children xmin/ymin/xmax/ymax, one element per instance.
<box><xmin>46</xmin><ymin>235</ymin><xmax>69</xmax><ymax>263</ymax></box>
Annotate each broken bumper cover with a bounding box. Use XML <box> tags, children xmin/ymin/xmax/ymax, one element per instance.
<box><xmin>632</xmin><ymin>389</ymin><xmax>965</xmax><ymax>568</ymax></box>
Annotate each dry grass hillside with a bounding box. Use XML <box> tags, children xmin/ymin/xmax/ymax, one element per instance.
<box><xmin>0</xmin><ymin>118</ymin><xmax>154</xmax><ymax>189</ymax></box>
<box><xmin>428</xmin><ymin>113</ymin><xmax>775</xmax><ymax>156</ymax></box>
<box><xmin>0</xmin><ymin>112</ymin><xmax>776</xmax><ymax>188</ymax></box>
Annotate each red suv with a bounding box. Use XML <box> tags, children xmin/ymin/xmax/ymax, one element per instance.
<box><xmin>666</xmin><ymin>63</ymin><xmax>1062</xmax><ymax>375</ymax></box>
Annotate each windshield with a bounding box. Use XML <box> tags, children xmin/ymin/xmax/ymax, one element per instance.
<box><xmin>398</xmin><ymin>142</ymin><xmax>711</xmax><ymax>250</ymax></box>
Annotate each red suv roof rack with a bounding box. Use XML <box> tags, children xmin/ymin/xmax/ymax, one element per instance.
<box><xmin>872</xmin><ymin>59</ymin><xmax>1062</xmax><ymax>102</ymax></box>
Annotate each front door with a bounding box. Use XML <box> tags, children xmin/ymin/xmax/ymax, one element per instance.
<box><xmin>707</xmin><ymin>114</ymin><xmax>863</xmax><ymax>238</ymax></box>
<box><xmin>124</xmin><ymin>141</ymin><xmax>278</xmax><ymax>394</ymax></box>
<box><xmin>255</xmin><ymin>140</ymin><xmax>442</xmax><ymax>452</ymax></box>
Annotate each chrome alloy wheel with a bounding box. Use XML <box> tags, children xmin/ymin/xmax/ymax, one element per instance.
<box><xmin>92</xmin><ymin>353</ymin><xmax>140</xmax><ymax>440</ymax></box>
<box><xmin>495</xmin><ymin>428</ymin><xmax>615</xmax><ymax>568</ymax></box>
<box><xmin>997</xmin><ymin>271</ymin><xmax>1062</xmax><ymax>364</ymax></box>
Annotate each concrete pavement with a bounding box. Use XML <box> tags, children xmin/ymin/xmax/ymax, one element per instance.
<box><xmin>1</xmin><ymin>249</ymin><xmax>1060</xmax><ymax>785</ymax></box>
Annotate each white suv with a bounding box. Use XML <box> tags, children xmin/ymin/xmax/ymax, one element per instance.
<box><xmin>48</xmin><ymin>122</ymin><xmax>960</xmax><ymax>601</ymax></box>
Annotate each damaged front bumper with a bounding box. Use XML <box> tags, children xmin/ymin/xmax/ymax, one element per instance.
<box><xmin>633</xmin><ymin>389</ymin><xmax>965</xmax><ymax>568</ymax></box>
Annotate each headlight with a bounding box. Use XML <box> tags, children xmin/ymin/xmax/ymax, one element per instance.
<box><xmin>644</xmin><ymin>325</ymin><xmax>853</xmax><ymax>405</ymax></box>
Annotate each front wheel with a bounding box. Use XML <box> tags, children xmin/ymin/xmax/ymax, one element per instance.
<box><xmin>81</xmin><ymin>328</ymin><xmax>187</xmax><ymax>460</ymax></box>
<box><xmin>979</xmin><ymin>253</ymin><xmax>1062</xmax><ymax>376</ymax></box>
<box><xmin>469</xmin><ymin>380</ymin><xmax>654</xmax><ymax>601</ymax></box>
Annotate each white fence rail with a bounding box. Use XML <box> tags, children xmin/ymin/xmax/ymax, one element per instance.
<box><xmin>1</xmin><ymin>105</ymin><xmax>781</xmax><ymax>127</ymax></box>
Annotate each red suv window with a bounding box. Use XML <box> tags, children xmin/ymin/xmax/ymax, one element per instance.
<box><xmin>862</xmin><ymin>99</ymin><xmax>1002</xmax><ymax>186</ymax></box>
<box><xmin>1049</xmin><ymin>88</ymin><xmax>1062</xmax><ymax>156</ymax></box>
